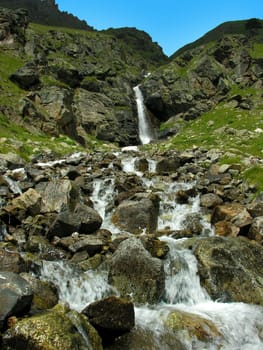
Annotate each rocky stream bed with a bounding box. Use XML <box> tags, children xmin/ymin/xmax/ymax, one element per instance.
<box><xmin>0</xmin><ymin>146</ymin><xmax>263</xmax><ymax>349</ymax></box>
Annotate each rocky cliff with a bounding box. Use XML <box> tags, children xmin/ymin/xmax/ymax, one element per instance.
<box><xmin>0</xmin><ymin>7</ymin><xmax>167</xmax><ymax>150</ymax></box>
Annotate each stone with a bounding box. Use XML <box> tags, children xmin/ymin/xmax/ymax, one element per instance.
<box><xmin>112</xmin><ymin>193</ymin><xmax>159</xmax><ymax>234</ymax></box>
<box><xmin>108</xmin><ymin>237</ymin><xmax>165</xmax><ymax>304</ymax></box>
<box><xmin>0</xmin><ymin>248</ymin><xmax>27</xmax><ymax>273</ymax></box>
<box><xmin>82</xmin><ymin>296</ymin><xmax>135</xmax><ymax>345</ymax></box>
<box><xmin>10</xmin><ymin>63</ymin><xmax>40</xmax><ymax>90</ymax></box>
<box><xmin>68</xmin><ymin>235</ymin><xmax>105</xmax><ymax>256</ymax></box>
<box><xmin>200</xmin><ymin>193</ymin><xmax>223</xmax><ymax>208</ymax></box>
<box><xmin>193</xmin><ymin>236</ymin><xmax>263</xmax><ymax>304</ymax></box>
<box><xmin>248</xmin><ymin>216</ymin><xmax>263</xmax><ymax>244</ymax></box>
<box><xmin>0</xmin><ymin>271</ymin><xmax>33</xmax><ymax>330</ymax></box>
<box><xmin>2</xmin><ymin>188</ymin><xmax>41</xmax><ymax>221</ymax></box>
<box><xmin>2</xmin><ymin>304</ymin><xmax>103</xmax><ymax>350</ymax></box>
<box><xmin>40</xmin><ymin>179</ymin><xmax>74</xmax><ymax>213</ymax></box>
<box><xmin>156</xmin><ymin>156</ymin><xmax>181</xmax><ymax>174</ymax></box>
<box><xmin>20</xmin><ymin>273</ymin><xmax>58</xmax><ymax>311</ymax></box>
<box><xmin>48</xmin><ymin>203</ymin><xmax>102</xmax><ymax>238</ymax></box>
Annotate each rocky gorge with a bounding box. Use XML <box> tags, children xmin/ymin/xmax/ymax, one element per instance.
<box><xmin>0</xmin><ymin>2</ymin><xmax>263</xmax><ymax>349</ymax></box>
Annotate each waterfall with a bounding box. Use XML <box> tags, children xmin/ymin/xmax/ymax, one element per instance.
<box><xmin>133</xmin><ymin>85</ymin><xmax>155</xmax><ymax>144</ymax></box>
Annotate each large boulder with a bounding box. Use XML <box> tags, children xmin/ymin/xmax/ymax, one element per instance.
<box><xmin>193</xmin><ymin>236</ymin><xmax>263</xmax><ymax>304</ymax></box>
<box><xmin>0</xmin><ymin>271</ymin><xmax>33</xmax><ymax>330</ymax></box>
<box><xmin>10</xmin><ymin>63</ymin><xmax>40</xmax><ymax>90</ymax></box>
<box><xmin>112</xmin><ymin>193</ymin><xmax>159</xmax><ymax>234</ymax></box>
<box><xmin>82</xmin><ymin>296</ymin><xmax>135</xmax><ymax>345</ymax></box>
<box><xmin>2</xmin><ymin>188</ymin><xmax>41</xmax><ymax>222</ymax></box>
<box><xmin>2</xmin><ymin>304</ymin><xmax>103</xmax><ymax>350</ymax></box>
<box><xmin>0</xmin><ymin>248</ymin><xmax>27</xmax><ymax>273</ymax></box>
<box><xmin>48</xmin><ymin>203</ymin><xmax>102</xmax><ymax>238</ymax></box>
<box><xmin>108</xmin><ymin>237</ymin><xmax>165</xmax><ymax>304</ymax></box>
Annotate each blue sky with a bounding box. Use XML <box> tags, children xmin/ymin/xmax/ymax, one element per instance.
<box><xmin>56</xmin><ymin>0</ymin><xmax>262</xmax><ymax>56</ymax></box>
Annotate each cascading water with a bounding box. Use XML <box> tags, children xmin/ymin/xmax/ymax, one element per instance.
<box><xmin>133</xmin><ymin>85</ymin><xmax>155</xmax><ymax>144</ymax></box>
<box><xmin>39</xmin><ymin>150</ymin><xmax>263</xmax><ymax>349</ymax></box>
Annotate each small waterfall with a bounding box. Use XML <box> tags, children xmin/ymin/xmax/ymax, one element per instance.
<box><xmin>133</xmin><ymin>85</ymin><xmax>155</xmax><ymax>145</ymax></box>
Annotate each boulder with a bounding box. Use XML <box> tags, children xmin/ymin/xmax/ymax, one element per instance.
<box><xmin>112</xmin><ymin>193</ymin><xmax>159</xmax><ymax>234</ymax></box>
<box><xmin>2</xmin><ymin>188</ymin><xmax>41</xmax><ymax>222</ymax></box>
<box><xmin>68</xmin><ymin>235</ymin><xmax>105</xmax><ymax>256</ymax></box>
<box><xmin>181</xmin><ymin>213</ymin><xmax>204</xmax><ymax>235</ymax></box>
<box><xmin>247</xmin><ymin>193</ymin><xmax>263</xmax><ymax>217</ymax></box>
<box><xmin>156</xmin><ymin>156</ymin><xmax>181</xmax><ymax>174</ymax></box>
<box><xmin>2</xmin><ymin>304</ymin><xmax>103</xmax><ymax>350</ymax></box>
<box><xmin>40</xmin><ymin>179</ymin><xmax>74</xmax><ymax>213</ymax></box>
<box><xmin>108</xmin><ymin>237</ymin><xmax>165</xmax><ymax>304</ymax></box>
<box><xmin>82</xmin><ymin>296</ymin><xmax>135</xmax><ymax>345</ymax></box>
<box><xmin>165</xmin><ymin>309</ymin><xmax>222</xmax><ymax>343</ymax></box>
<box><xmin>0</xmin><ymin>248</ymin><xmax>27</xmax><ymax>273</ymax></box>
<box><xmin>193</xmin><ymin>236</ymin><xmax>263</xmax><ymax>304</ymax></box>
<box><xmin>200</xmin><ymin>193</ymin><xmax>223</xmax><ymax>208</ymax></box>
<box><xmin>20</xmin><ymin>273</ymin><xmax>58</xmax><ymax>311</ymax></box>
<box><xmin>0</xmin><ymin>271</ymin><xmax>33</xmax><ymax>330</ymax></box>
<box><xmin>48</xmin><ymin>203</ymin><xmax>102</xmax><ymax>238</ymax></box>
<box><xmin>10</xmin><ymin>63</ymin><xmax>40</xmax><ymax>90</ymax></box>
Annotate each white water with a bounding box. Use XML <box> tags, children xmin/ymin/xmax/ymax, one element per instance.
<box><xmin>133</xmin><ymin>85</ymin><xmax>155</xmax><ymax>145</ymax></box>
<box><xmin>39</xmin><ymin>151</ymin><xmax>263</xmax><ymax>349</ymax></box>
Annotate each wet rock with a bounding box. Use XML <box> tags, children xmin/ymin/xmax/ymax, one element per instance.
<box><xmin>193</xmin><ymin>236</ymin><xmax>263</xmax><ymax>304</ymax></box>
<box><xmin>48</xmin><ymin>203</ymin><xmax>102</xmax><ymax>238</ymax></box>
<box><xmin>166</xmin><ymin>309</ymin><xmax>222</xmax><ymax>343</ymax></box>
<box><xmin>0</xmin><ymin>248</ymin><xmax>27</xmax><ymax>273</ymax></box>
<box><xmin>140</xmin><ymin>235</ymin><xmax>169</xmax><ymax>259</ymax></box>
<box><xmin>200</xmin><ymin>193</ymin><xmax>223</xmax><ymax>208</ymax></box>
<box><xmin>112</xmin><ymin>193</ymin><xmax>159</xmax><ymax>234</ymax></box>
<box><xmin>108</xmin><ymin>237</ymin><xmax>165</xmax><ymax>304</ymax></box>
<box><xmin>25</xmin><ymin>235</ymin><xmax>69</xmax><ymax>261</ymax></box>
<box><xmin>82</xmin><ymin>296</ymin><xmax>135</xmax><ymax>345</ymax></box>
<box><xmin>2</xmin><ymin>304</ymin><xmax>103</xmax><ymax>350</ymax></box>
<box><xmin>20</xmin><ymin>273</ymin><xmax>58</xmax><ymax>311</ymax></box>
<box><xmin>134</xmin><ymin>158</ymin><xmax>149</xmax><ymax>172</ymax></box>
<box><xmin>181</xmin><ymin>213</ymin><xmax>204</xmax><ymax>235</ymax></box>
<box><xmin>0</xmin><ymin>271</ymin><xmax>33</xmax><ymax>330</ymax></box>
<box><xmin>175</xmin><ymin>188</ymin><xmax>197</xmax><ymax>204</ymax></box>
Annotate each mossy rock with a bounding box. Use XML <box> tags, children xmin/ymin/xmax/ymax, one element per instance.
<box><xmin>2</xmin><ymin>304</ymin><xmax>103</xmax><ymax>350</ymax></box>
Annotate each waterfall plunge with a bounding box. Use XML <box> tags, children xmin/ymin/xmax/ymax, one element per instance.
<box><xmin>133</xmin><ymin>85</ymin><xmax>155</xmax><ymax>145</ymax></box>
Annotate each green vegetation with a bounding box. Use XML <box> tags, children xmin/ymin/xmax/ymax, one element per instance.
<box><xmin>243</xmin><ymin>166</ymin><xmax>263</xmax><ymax>193</ymax></box>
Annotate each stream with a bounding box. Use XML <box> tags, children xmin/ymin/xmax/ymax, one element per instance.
<box><xmin>39</xmin><ymin>85</ymin><xmax>263</xmax><ymax>349</ymax></box>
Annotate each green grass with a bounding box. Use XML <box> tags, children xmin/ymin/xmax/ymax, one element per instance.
<box><xmin>243</xmin><ymin>166</ymin><xmax>263</xmax><ymax>193</ymax></box>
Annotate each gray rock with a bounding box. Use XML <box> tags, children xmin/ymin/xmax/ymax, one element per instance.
<box><xmin>108</xmin><ymin>237</ymin><xmax>165</xmax><ymax>304</ymax></box>
<box><xmin>10</xmin><ymin>63</ymin><xmax>40</xmax><ymax>90</ymax></box>
<box><xmin>193</xmin><ymin>236</ymin><xmax>263</xmax><ymax>304</ymax></box>
<box><xmin>112</xmin><ymin>193</ymin><xmax>159</xmax><ymax>234</ymax></box>
<box><xmin>0</xmin><ymin>271</ymin><xmax>33</xmax><ymax>330</ymax></box>
<box><xmin>48</xmin><ymin>203</ymin><xmax>102</xmax><ymax>238</ymax></box>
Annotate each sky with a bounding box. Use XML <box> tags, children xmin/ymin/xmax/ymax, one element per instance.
<box><xmin>56</xmin><ymin>1</ymin><xmax>262</xmax><ymax>56</ymax></box>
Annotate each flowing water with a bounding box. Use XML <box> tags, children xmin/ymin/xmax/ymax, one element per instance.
<box><xmin>133</xmin><ymin>85</ymin><xmax>155</xmax><ymax>144</ymax></box>
<box><xmin>40</xmin><ymin>150</ymin><xmax>263</xmax><ymax>349</ymax></box>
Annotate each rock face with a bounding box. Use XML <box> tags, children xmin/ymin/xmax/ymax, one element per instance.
<box><xmin>0</xmin><ymin>271</ymin><xmax>33</xmax><ymax>330</ymax></box>
<box><xmin>2</xmin><ymin>304</ymin><xmax>103</xmax><ymax>350</ymax></box>
<box><xmin>0</xmin><ymin>7</ymin><xmax>167</xmax><ymax>147</ymax></box>
<box><xmin>193</xmin><ymin>236</ymin><xmax>263</xmax><ymax>304</ymax></box>
<box><xmin>108</xmin><ymin>237</ymin><xmax>165</xmax><ymax>304</ymax></box>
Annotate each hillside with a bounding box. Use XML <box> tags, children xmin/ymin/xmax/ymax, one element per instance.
<box><xmin>0</xmin><ymin>0</ymin><xmax>93</xmax><ymax>30</ymax></box>
<box><xmin>0</xmin><ymin>7</ymin><xmax>167</xmax><ymax>158</ymax></box>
